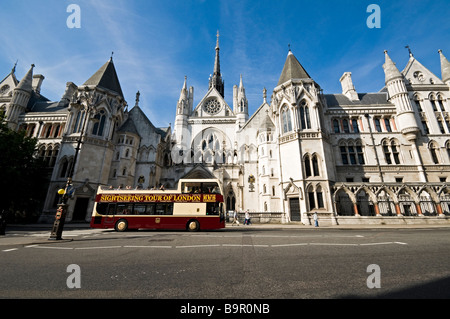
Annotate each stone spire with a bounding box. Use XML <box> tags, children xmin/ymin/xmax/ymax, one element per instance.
<box><xmin>16</xmin><ymin>64</ymin><xmax>34</xmax><ymax>92</ymax></box>
<box><xmin>382</xmin><ymin>50</ymin><xmax>403</xmax><ymax>83</ymax></box>
<box><xmin>438</xmin><ymin>49</ymin><xmax>450</xmax><ymax>84</ymax></box>
<box><xmin>209</xmin><ymin>30</ymin><xmax>224</xmax><ymax>97</ymax></box>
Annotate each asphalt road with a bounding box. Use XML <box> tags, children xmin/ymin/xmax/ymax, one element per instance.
<box><xmin>1</xmin><ymin>226</ymin><xmax>450</xmax><ymax>301</ymax></box>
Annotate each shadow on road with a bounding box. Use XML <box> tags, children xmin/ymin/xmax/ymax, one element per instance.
<box><xmin>340</xmin><ymin>276</ymin><xmax>450</xmax><ymax>299</ymax></box>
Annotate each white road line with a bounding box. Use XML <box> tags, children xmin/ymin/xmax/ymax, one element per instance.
<box><xmin>176</xmin><ymin>244</ymin><xmax>221</xmax><ymax>248</ymax></box>
<box><xmin>32</xmin><ymin>246</ymin><xmax>73</xmax><ymax>250</ymax></box>
<box><xmin>124</xmin><ymin>245</ymin><xmax>172</xmax><ymax>249</ymax></box>
<box><xmin>309</xmin><ymin>243</ymin><xmax>359</xmax><ymax>246</ymax></box>
<box><xmin>2</xmin><ymin>248</ymin><xmax>18</xmax><ymax>252</ymax></box>
<box><xmin>75</xmin><ymin>246</ymin><xmax>122</xmax><ymax>250</ymax></box>
<box><xmin>271</xmin><ymin>243</ymin><xmax>309</xmax><ymax>247</ymax></box>
<box><xmin>360</xmin><ymin>242</ymin><xmax>408</xmax><ymax>246</ymax></box>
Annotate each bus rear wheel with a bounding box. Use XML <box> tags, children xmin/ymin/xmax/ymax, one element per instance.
<box><xmin>115</xmin><ymin>219</ymin><xmax>128</xmax><ymax>232</ymax></box>
<box><xmin>187</xmin><ymin>219</ymin><xmax>200</xmax><ymax>232</ymax></box>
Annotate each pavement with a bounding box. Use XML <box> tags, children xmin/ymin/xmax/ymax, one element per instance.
<box><xmin>1</xmin><ymin>221</ymin><xmax>450</xmax><ymax>247</ymax></box>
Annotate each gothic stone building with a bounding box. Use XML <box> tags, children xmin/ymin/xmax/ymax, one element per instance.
<box><xmin>1</xmin><ymin>38</ymin><xmax>450</xmax><ymax>225</ymax></box>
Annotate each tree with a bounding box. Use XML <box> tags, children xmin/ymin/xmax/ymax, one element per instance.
<box><xmin>0</xmin><ymin>115</ymin><xmax>48</xmax><ymax>222</ymax></box>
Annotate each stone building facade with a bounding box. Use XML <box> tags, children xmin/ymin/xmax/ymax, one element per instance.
<box><xmin>1</xmin><ymin>36</ymin><xmax>449</xmax><ymax>225</ymax></box>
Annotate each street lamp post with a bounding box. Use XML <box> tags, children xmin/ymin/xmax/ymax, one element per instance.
<box><xmin>49</xmin><ymin>88</ymin><xmax>95</xmax><ymax>240</ymax></box>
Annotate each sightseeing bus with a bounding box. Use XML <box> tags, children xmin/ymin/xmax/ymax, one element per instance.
<box><xmin>90</xmin><ymin>179</ymin><xmax>225</xmax><ymax>232</ymax></box>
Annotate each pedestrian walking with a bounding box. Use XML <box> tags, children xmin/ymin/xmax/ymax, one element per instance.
<box><xmin>313</xmin><ymin>212</ymin><xmax>319</xmax><ymax>227</ymax></box>
<box><xmin>231</xmin><ymin>211</ymin><xmax>239</xmax><ymax>226</ymax></box>
<box><xmin>244</xmin><ymin>210</ymin><xmax>251</xmax><ymax>225</ymax></box>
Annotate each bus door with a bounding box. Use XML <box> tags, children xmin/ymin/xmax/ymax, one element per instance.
<box><xmin>104</xmin><ymin>203</ymin><xmax>116</xmax><ymax>227</ymax></box>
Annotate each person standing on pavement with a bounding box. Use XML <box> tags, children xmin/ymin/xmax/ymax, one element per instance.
<box><xmin>313</xmin><ymin>212</ymin><xmax>319</xmax><ymax>227</ymax></box>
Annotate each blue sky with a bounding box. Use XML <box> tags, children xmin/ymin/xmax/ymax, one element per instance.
<box><xmin>1</xmin><ymin>0</ymin><xmax>449</xmax><ymax>127</ymax></box>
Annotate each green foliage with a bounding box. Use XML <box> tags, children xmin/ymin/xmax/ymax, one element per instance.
<box><xmin>0</xmin><ymin>115</ymin><xmax>48</xmax><ymax>222</ymax></box>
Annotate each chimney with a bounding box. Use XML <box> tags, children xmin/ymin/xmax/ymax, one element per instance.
<box><xmin>339</xmin><ymin>72</ymin><xmax>359</xmax><ymax>101</ymax></box>
<box><xmin>61</xmin><ymin>82</ymin><xmax>78</xmax><ymax>102</ymax></box>
<box><xmin>32</xmin><ymin>74</ymin><xmax>45</xmax><ymax>94</ymax></box>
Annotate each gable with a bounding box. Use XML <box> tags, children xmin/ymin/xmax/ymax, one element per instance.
<box><xmin>192</xmin><ymin>87</ymin><xmax>233</xmax><ymax>117</ymax></box>
<box><xmin>402</xmin><ymin>57</ymin><xmax>443</xmax><ymax>85</ymax></box>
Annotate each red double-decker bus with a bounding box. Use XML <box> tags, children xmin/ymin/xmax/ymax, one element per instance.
<box><xmin>90</xmin><ymin>179</ymin><xmax>225</xmax><ymax>232</ymax></box>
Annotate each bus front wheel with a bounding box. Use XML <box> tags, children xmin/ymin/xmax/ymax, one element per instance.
<box><xmin>115</xmin><ymin>219</ymin><xmax>128</xmax><ymax>232</ymax></box>
<box><xmin>187</xmin><ymin>219</ymin><xmax>200</xmax><ymax>232</ymax></box>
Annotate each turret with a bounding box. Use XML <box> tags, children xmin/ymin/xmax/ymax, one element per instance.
<box><xmin>439</xmin><ymin>49</ymin><xmax>450</xmax><ymax>86</ymax></box>
<box><xmin>5</xmin><ymin>64</ymin><xmax>34</xmax><ymax>129</ymax></box>
<box><xmin>233</xmin><ymin>74</ymin><xmax>248</xmax><ymax>129</ymax></box>
<box><xmin>174</xmin><ymin>76</ymin><xmax>193</xmax><ymax>145</ymax></box>
<box><xmin>382</xmin><ymin>50</ymin><xmax>419</xmax><ymax>140</ymax></box>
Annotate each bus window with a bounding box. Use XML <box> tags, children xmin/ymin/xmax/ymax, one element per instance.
<box><xmin>147</xmin><ymin>203</ymin><xmax>155</xmax><ymax>215</ymax></box>
<box><xmin>96</xmin><ymin>203</ymin><xmax>108</xmax><ymax>215</ymax></box>
<box><xmin>134</xmin><ymin>204</ymin><xmax>147</xmax><ymax>215</ymax></box>
<box><xmin>206</xmin><ymin>202</ymin><xmax>220</xmax><ymax>215</ymax></box>
<box><xmin>155</xmin><ymin>203</ymin><xmax>165</xmax><ymax>215</ymax></box>
<box><xmin>107</xmin><ymin>203</ymin><xmax>116</xmax><ymax>215</ymax></box>
<box><xmin>117</xmin><ymin>204</ymin><xmax>133</xmax><ymax>215</ymax></box>
<box><xmin>166</xmin><ymin>203</ymin><xmax>174</xmax><ymax>215</ymax></box>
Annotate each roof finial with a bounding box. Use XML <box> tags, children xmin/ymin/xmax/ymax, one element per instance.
<box><xmin>135</xmin><ymin>90</ymin><xmax>140</xmax><ymax>107</ymax></box>
<box><xmin>110</xmin><ymin>51</ymin><xmax>114</xmax><ymax>61</ymax></box>
<box><xmin>288</xmin><ymin>43</ymin><xmax>291</xmax><ymax>52</ymax></box>
<box><xmin>405</xmin><ymin>45</ymin><xmax>413</xmax><ymax>57</ymax></box>
<box><xmin>216</xmin><ymin>30</ymin><xmax>220</xmax><ymax>50</ymax></box>
<box><xmin>263</xmin><ymin>87</ymin><xmax>267</xmax><ymax>103</ymax></box>
<box><xmin>12</xmin><ymin>59</ymin><xmax>18</xmax><ymax>73</ymax></box>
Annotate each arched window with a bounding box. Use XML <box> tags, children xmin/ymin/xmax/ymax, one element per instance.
<box><xmin>92</xmin><ymin>110</ymin><xmax>106</xmax><ymax>136</ymax></box>
<box><xmin>446</xmin><ymin>141</ymin><xmax>450</xmax><ymax>162</ymax></box>
<box><xmin>312</xmin><ymin>155</ymin><xmax>320</xmax><ymax>176</ymax></box>
<box><xmin>281</xmin><ymin>106</ymin><xmax>292</xmax><ymax>133</ymax></box>
<box><xmin>72</xmin><ymin>110</ymin><xmax>85</xmax><ymax>133</ymax></box>
<box><xmin>341</xmin><ymin>140</ymin><xmax>365</xmax><ymax>165</ymax></box>
<box><xmin>333</xmin><ymin>119</ymin><xmax>340</xmax><ymax>133</ymax></box>
<box><xmin>226</xmin><ymin>191</ymin><xmax>236</xmax><ymax>211</ymax></box>
<box><xmin>437</xmin><ymin>94</ymin><xmax>446</xmax><ymax>112</ymax></box>
<box><xmin>429</xmin><ymin>141</ymin><xmax>440</xmax><ymax>164</ymax></box>
<box><xmin>298</xmin><ymin>100</ymin><xmax>311</xmax><ymax>130</ymax></box>
<box><xmin>413</xmin><ymin>95</ymin><xmax>423</xmax><ymax>112</ymax></box>
<box><xmin>304</xmin><ymin>155</ymin><xmax>312</xmax><ymax>177</ymax></box>
<box><xmin>383</xmin><ymin>139</ymin><xmax>401</xmax><ymax>165</ymax></box>
<box><xmin>307</xmin><ymin>185</ymin><xmax>326</xmax><ymax>211</ymax></box>
<box><xmin>342</xmin><ymin>119</ymin><xmax>350</xmax><ymax>133</ymax></box>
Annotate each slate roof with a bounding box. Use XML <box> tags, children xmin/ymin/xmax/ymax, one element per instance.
<box><xmin>324</xmin><ymin>93</ymin><xmax>393</xmax><ymax>107</ymax></box>
<box><xmin>277</xmin><ymin>51</ymin><xmax>311</xmax><ymax>86</ymax></box>
<box><xmin>83</xmin><ymin>59</ymin><xmax>124</xmax><ymax>98</ymax></box>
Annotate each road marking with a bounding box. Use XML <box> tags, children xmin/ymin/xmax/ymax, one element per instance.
<box><xmin>271</xmin><ymin>243</ymin><xmax>309</xmax><ymax>247</ymax></box>
<box><xmin>75</xmin><ymin>246</ymin><xmax>122</xmax><ymax>250</ymax></box>
<box><xmin>310</xmin><ymin>243</ymin><xmax>359</xmax><ymax>246</ymax></box>
<box><xmin>176</xmin><ymin>244</ymin><xmax>221</xmax><ymax>249</ymax></box>
<box><xmin>360</xmin><ymin>242</ymin><xmax>408</xmax><ymax>246</ymax></box>
<box><xmin>32</xmin><ymin>246</ymin><xmax>73</xmax><ymax>250</ymax></box>
<box><xmin>124</xmin><ymin>245</ymin><xmax>172</xmax><ymax>249</ymax></box>
<box><xmin>17</xmin><ymin>240</ymin><xmax>408</xmax><ymax>252</ymax></box>
<box><xmin>2</xmin><ymin>248</ymin><xmax>18</xmax><ymax>252</ymax></box>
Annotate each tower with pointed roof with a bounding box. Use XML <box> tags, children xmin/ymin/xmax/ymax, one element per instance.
<box><xmin>271</xmin><ymin>49</ymin><xmax>334</xmax><ymax>223</ymax></box>
<box><xmin>382</xmin><ymin>50</ymin><xmax>420</xmax><ymax>139</ymax></box>
<box><xmin>209</xmin><ymin>31</ymin><xmax>224</xmax><ymax>98</ymax></box>
<box><xmin>233</xmin><ymin>74</ymin><xmax>249</xmax><ymax>130</ymax></box>
<box><xmin>5</xmin><ymin>64</ymin><xmax>34</xmax><ymax>129</ymax></box>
